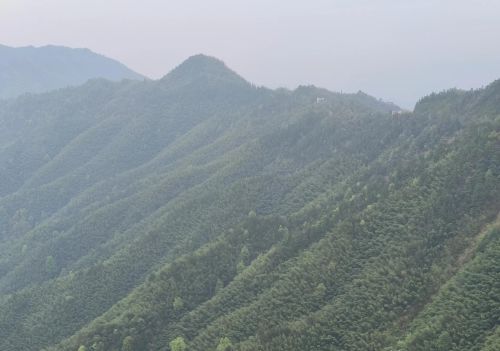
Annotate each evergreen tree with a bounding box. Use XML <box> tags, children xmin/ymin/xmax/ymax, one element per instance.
<box><xmin>216</xmin><ymin>337</ymin><xmax>233</xmax><ymax>351</ymax></box>
<box><xmin>122</xmin><ymin>336</ymin><xmax>134</xmax><ymax>351</ymax></box>
<box><xmin>169</xmin><ymin>337</ymin><xmax>187</xmax><ymax>351</ymax></box>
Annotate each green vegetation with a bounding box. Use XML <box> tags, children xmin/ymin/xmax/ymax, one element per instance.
<box><xmin>0</xmin><ymin>55</ymin><xmax>498</xmax><ymax>351</ymax></box>
<box><xmin>216</xmin><ymin>337</ymin><xmax>233</xmax><ymax>351</ymax></box>
<box><xmin>169</xmin><ymin>337</ymin><xmax>187</xmax><ymax>351</ymax></box>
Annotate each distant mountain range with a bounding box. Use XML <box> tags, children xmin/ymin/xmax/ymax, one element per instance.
<box><xmin>0</xmin><ymin>54</ymin><xmax>498</xmax><ymax>351</ymax></box>
<box><xmin>0</xmin><ymin>44</ymin><xmax>144</xmax><ymax>99</ymax></box>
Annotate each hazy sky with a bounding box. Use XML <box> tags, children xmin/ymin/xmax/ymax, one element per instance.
<box><xmin>1</xmin><ymin>0</ymin><xmax>500</xmax><ymax>108</ymax></box>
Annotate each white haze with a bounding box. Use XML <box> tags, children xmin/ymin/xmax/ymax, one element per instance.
<box><xmin>1</xmin><ymin>0</ymin><xmax>500</xmax><ymax>108</ymax></box>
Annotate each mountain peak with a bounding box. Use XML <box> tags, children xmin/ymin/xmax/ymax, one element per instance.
<box><xmin>181</xmin><ymin>53</ymin><xmax>226</xmax><ymax>68</ymax></box>
<box><xmin>162</xmin><ymin>54</ymin><xmax>248</xmax><ymax>86</ymax></box>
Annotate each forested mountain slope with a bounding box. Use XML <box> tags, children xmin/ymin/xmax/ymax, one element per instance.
<box><xmin>0</xmin><ymin>44</ymin><xmax>144</xmax><ymax>99</ymax></box>
<box><xmin>0</xmin><ymin>55</ymin><xmax>498</xmax><ymax>351</ymax></box>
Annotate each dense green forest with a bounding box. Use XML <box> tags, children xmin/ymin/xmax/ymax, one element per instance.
<box><xmin>0</xmin><ymin>55</ymin><xmax>498</xmax><ymax>351</ymax></box>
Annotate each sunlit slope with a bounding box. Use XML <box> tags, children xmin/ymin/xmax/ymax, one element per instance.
<box><xmin>0</xmin><ymin>55</ymin><xmax>399</xmax><ymax>351</ymax></box>
<box><xmin>51</xmin><ymin>83</ymin><xmax>500</xmax><ymax>351</ymax></box>
<box><xmin>0</xmin><ymin>56</ymin><xmax>498</xmax><ymax>351</ymax></box>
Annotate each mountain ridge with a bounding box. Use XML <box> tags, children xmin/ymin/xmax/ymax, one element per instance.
<box><xmin>0</xmin><ymin>44</ymin><xmax>145</xmax><ymax>99</ymax></box>
<box><xmin>0</xmin><ymin>55</ymin><xmax>498</xmax><ymax>351</ymax></box>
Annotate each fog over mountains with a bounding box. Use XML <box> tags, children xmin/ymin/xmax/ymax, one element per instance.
<box><xmin>0</xmin><ymin>44</ymin><xmax>144</xmax><ymax>99</ymax></box>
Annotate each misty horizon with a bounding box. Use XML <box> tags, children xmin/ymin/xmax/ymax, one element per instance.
<box><xmin>1</xmin><ymin>2</ymin><xmax>499</xmax><ymax>351</ymax></box>
<box><xmin>2</xmin><ymin>43</ymin><xmax>499</xmax><ymax>110</ymax></box>
<box><xmin>2</xmin><ymin>0</ymin><xmax>500</xmax><ymax>108</ymax></box>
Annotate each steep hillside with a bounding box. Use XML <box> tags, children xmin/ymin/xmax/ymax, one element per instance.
<box><xmin>0</xmin><ymin>56</ymin><xmax>498</xmax><ymax>351</ymax></box>
<box><xmin>53</xmin><ymin>84</ymin><xmax>500</xmax><ymax>351</ymax></box>
<box><xmin>0</xmin><ymin>44</ymin><xmax>144</xmax><ymax>99</ymax></box>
